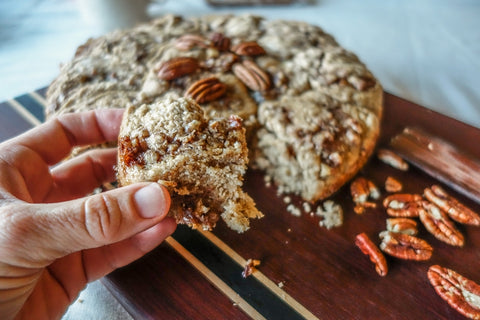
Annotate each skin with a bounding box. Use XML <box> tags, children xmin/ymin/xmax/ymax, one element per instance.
<box><xmin>0</xmin><ymin>109</ymin><xmax>177</xmax><ymax>319</ymax></box>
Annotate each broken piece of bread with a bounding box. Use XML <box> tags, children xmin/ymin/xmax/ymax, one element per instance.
<box><xmin>117</xmin><ymin>96</ymin><xmax>263</xmax><ymax>232</ymax></box>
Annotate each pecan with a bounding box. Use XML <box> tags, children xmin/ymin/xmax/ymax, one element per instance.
<box><xmin>157</xmin><ymin>57</ymin><xmax>199</xmax><ymax>81</ymax></box>
<box><xmin>350</xmin><ymin>177</ymin><xmax>379</xmax><ymax>214</ymax></box>
<box><xmin>231</xmin><ymin>41</ymin><xmax>266</xmax><ymax>56</ymax></box>
<box><xmin>210</xmin><ymin>32</ymin><xmax>231</xmax><ymax>51</ymax></box>
<box><xmin>383</xmin><ymin>193</ymin><xmax>424</xmax><ymax>217</ymax></box>
<box><xmin>174</xmin><ymin>34</ymin><xmax>210</xmax><ymax>51</ymax></box>
<box><xmin>351</xmin><ymin>177</ymin><xmax>380</xmax><ymax>204</ymax></box>
<box><xmin>355</xmin><ymin>233</ymin><xmax>388</xmax><ymax>276</ymax></box>
<box><xmin>428</xmin><ymin>265</ymin><xmax>480</xmax><ymax>320</ymax></box>
<box><xmin>232</xmin><ymin>60</ymin><xmax>271</xmax><ymax>91</ymax></box>
<box><xmin>424</xmin><ymin>185</ymin><xmax>480</xmax><ymax>226</ymax></box>
<box><xmin>184</xmin><ymin>76</ymin><xmax>227</xmax><ymax>104</ymax></box>
<box><xmin>377</xmin><ymin>149</ymin><xmax>409</xmax><ymax>171</ymax></box>
<box><xmin>385</xmin><ymin>176</ymin><xmax>403</xmax><ymax>193</ymax></box>
<box><xmin>386</xmin><ymin>218</ymin><xmax>418</xmax><ymax>236</ymax></box>
<box><xmin>379</xmin><ymin>231</ymin><xmax>433</xmax><ymax>261</ymax></box>
<box><xmin>420</xmin><ymin>201</ymin><xmax>464</xmax><ymax>247</ymax></box>
<box><xmin>242</xmin><ymin>259</ymin><xmax>261</xmax><ymax>278</ymax></box>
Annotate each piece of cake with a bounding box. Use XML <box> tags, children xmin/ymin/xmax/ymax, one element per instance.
<box><xmin>117</xmin><ymin>96</ymin><xmax>263</xmax><ymax>232</ymax></box>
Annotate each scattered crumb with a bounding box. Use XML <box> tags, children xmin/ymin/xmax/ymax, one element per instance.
<box><xmin>77</xmin><ymin>299</ymin><xmax>84</xmax><ymax>304</ymax></box>
<box><xmin>287</xmin><ymin>203</ymin><xmax>302</xmax><ymax>217</ymax></box>
<box><xmin>277</xmin><ymin>281</ymin><xmax>284</xmax><ymax>288</ymax></box>
<box><xmin>287</xmin><ymin>228</ymin><xmax>292</xmax><ymax>233</ymax></box>
<box><xmin>242</xmin><ymin>259</ymin><xmax>261</xmax><ymax>278</ymax></box>
<box><xmin>283</xmin><ymin>196</ymin><xmax>292</xmax><ymax>204</ymax></box>
<box><xmin>302</xmin><ymin>202</ymin><xmax>312</xmax><ymax>213</ymax></box>
<box><xmin>317</xmin><ymin>200</ymin><xmax>343</xmax><ymax>229</ymax></box>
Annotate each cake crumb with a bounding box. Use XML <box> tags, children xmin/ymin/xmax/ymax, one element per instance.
<box><xmin>283</xmin><ymin>196</ymin><xmax>291</xmax><ymax>204</ymax></box>
<box><xmin>277</xmin><ymin>281</ymin><xmax>284</xmax><ymax>288</ymax></box>
<box><xmin>287</xmin><ymin>203</ymin><xmax>302</xmax><ymax>217</ymax></box>
<box><xmin>302</xmin><ymin>202</ymin><xmax>312</xmax><ymax>213</ymax></box>
<box><xmin>317</xmin><ymin>200</ymin><xmax>343</xmax><ymax>229</ymax></box>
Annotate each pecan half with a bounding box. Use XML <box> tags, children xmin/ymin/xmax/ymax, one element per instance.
<box><xmin>385</xmin><ymin>176</ymin><xmax>403</xmax><ymax>193</ymax></box>
<box><xmin>428</xmin><ymin>265</ymin><xmax>480</xmax><ymax>320</ymax></box>
<box><xmin>231</xmin><ymin>41</ymin><xmax>266</xmax><ymax>56</ymax></box>
<box><xmin>350</xmin><ymin>177</ymin><xmax>379</xmax><ymax>214</ymax></box>
<box><xmin>210</xmin><ymin>32</ymin><xmax>231</xmax><ymax>52</ymax></box>
<box><xmin>420</xmin><ymin>201</ymin><xmax>464</xmax><ymax>247</ymax></box>
<box><xmin>184</xmin><ymin>76</ymin><xmax>227</xmax><ymax>104</ymax></box>
<box><xmin>383</xmin><ymin>193</ymin><xmax>424</xmax><ymax>217</ymax></box>
<box><xmin>232</xmin><ymin>60</ymin><xmax>271</xmax><ymax>91</ymax></box>
<box><xmin>157</xmin><ymin>57</ymin><xmax>199</xmax><ymax>81</ymax></box>
<box><xmin>424</xmin><ymin>185</ymin><xmax>480</xmax><ymax>226</ymax></box>
<box><xmin>174</xmin><ymin>34</ymin><xmax>210</xmax><ymax>51</ymax></box>
<box><xmin>379</xmin><ymin>231</ymin><xmax>433</xmax><ymax>261</ymax></box>
<box><xmin>355</xmin><ymin>233</ymin><xmax>388</xmax><ymax>276</ymax></box>
<box><xmin>377</xmin><ymin>149</ymin><xmax>409</xmax><ymax>171</ymax></box>
<box><xmin>386</xmin><ymin>218</ymin><xmax>418</xmax><ymax>236</ymax></box>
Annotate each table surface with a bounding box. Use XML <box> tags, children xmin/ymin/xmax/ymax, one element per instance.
<box><xmin>1</xmin><ymin>1</ymin><xmax>480</xmax><ymax>319</ymax></box>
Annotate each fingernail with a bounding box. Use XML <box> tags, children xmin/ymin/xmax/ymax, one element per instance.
<box><xmin>134</xmin><ymin>183</ymin><xmax>169</xmax><ymax>218</ymax></box>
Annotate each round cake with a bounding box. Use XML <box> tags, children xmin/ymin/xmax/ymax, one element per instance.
<box><xmin>46</xmin><ymin>14</ymin><xmax>383</xmax><ymax>204</ymax></box>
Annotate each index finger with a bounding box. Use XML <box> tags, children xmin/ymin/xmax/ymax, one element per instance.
<box><xmin>6</xmin><ymin>108</ymin><xmax>124</xmax><ymax>165</ymax></box>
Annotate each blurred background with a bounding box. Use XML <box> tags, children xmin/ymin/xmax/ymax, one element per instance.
<box><xmin>1</xmin><ymin>0</ymin><xmax>479</xmax><ymax>127</ymax></box>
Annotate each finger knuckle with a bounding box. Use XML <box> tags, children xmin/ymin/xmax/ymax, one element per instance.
<box><xmin>83</xmin><ymin>194</ymin><xmax>122</xmax><ymax>244</ymax></box>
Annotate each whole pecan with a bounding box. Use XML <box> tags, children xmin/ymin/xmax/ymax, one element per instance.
<box><xmin>174</xmin><ymin>34</ymin><xmax>211</xmax><ymax>51</ymax></box>
<box><xmin>420</xmin><ymin>201</ymin><xmax>464</xmax><ymax>247</ymax></box>
<box><xmin>379</xmin><ymin>231</ymin><xmax>433</xmax><ymax>261</ymax></box>
<box><xmin>383</xmin><ymin>193</ymin><xmax>424</xmax><ymax>217</ymax></box>
<box><xmin>355</xmin><ymin>233</ymin><xmax>388</xmax><ymax>277</ymax></box>
<box><xmin>424</xmin><ymin>185</ymin><xmax>480</xmax><ymax>226</ymax></box>
<box><xmin>210</xmin><ymin>32</ymin><xmax>231</xmax><ymax>52</ymax></box>
<box><xmin>428</xmin><ymin>265</ymin><xmax>480</xmax><ymax>320</ymax></box>
<box><xmin>231</xmin><ymin>41</ymin><xmax>266</xmax><ymax>56</ymax></box>
<box><xmin>157</xmin><ymin>57</ymin><xmax>199</xmax><ymax>81</ymax></box>
<box><xmin>232</xmin><ymin>60</ymin><xmax>271</xmax><ymax>92</ymax></box>
<box><xmin>184</xmin><ymin>76</ymin><xmax>227</xmax><ymax>104</ymax></box>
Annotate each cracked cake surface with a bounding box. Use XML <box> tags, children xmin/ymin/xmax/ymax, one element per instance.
<box><xmin>46</xmin><ymin>13</ymin><xmax>383</xmax><ymax>227</ymax></box>
<box><xmin>117</xmin><ymin>97</ymin><xmax>262</xmax><ymax>232</ymax></box>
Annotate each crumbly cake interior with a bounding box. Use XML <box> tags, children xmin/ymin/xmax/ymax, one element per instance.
<box><xmin>117</xmin><ymin>97</ymin><xmax>263</xmax><ymax>232</ymax></box>
<box><xmin>46</xmin><ymin>14</ymin><xmax>383</xmax><ymax>226</ymax></box>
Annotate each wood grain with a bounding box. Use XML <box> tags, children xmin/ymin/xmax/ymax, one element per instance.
<box><xmin>102</xmin><ymin>93</ymin><xmax>480</xmax><ymax>319</ymax></box>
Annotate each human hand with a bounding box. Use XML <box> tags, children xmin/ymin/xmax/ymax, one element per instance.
<box><xmin>0</xmin><ymin>109</ymin><xmax>176</xmax><ymax>320</ymax></box>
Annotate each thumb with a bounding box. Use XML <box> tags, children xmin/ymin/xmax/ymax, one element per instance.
<box><xmin>3</xmin><ymin>183</ymin><xmax>171</xmax><ymax>267</ymax></box>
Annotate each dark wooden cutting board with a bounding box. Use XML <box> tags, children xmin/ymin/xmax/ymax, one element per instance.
<box><xmin>102</xmin><ymin>93</ymin><xmax>480</xmax><ymax>320</ymax></box>
<box><xmin>2</xmin><ymin>91</ymin><xmax>478</xmax><ymax>319</ymax></box>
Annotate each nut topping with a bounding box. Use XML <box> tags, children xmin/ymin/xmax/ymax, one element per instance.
<box><xmin>210</xmin><ymin>32</ymin><xmax>231</xmax><ymax>52</ymax></box>
<box><xmin>184</xmin><ymin>76</ymin><xmax>227</xmax><ymax>104</ymax></box>
<box><xmin>383</xmin><ymin>193</ymin><xmax>424</xmax><ymax>217</ymax></box>
<box><xmin>232</xmin><ymin>60</ymin><xmax>271</xmax><ymax>91</ymax></box>
<box><xmin>428</xmin><ymin>265</ymin><xmax>480</xmax><ymax>320</ymax></box>
<box><xmin>157</xmin><ymin>57</ymin><xmax>199</xmax><ymax>81</ymax></box>
<box><xmin>355</xmin><ymin>233</ymin><xmax>388</xmax><ymax>276</ymax></box>
<box><xmin>231</xmin><ymin>41</ymin><xmax>266</xmax><ymax>56</ymax></box>
<box><xmin>377</xmin><ymin>149</ymin><xmax>409</xmax><ymax>171</ymax></box>
<box><xmin>379</xmin><ymin>231</ymin><xmax>433</xmax><ymax>261</ymax></box>
<box><xmin>420</xmin><ymin>201</ymin><xmax>464</xmax><ymax>247</ymax></box>
<box><xmin>386</xmin><ymin>218</ymin><xmax>418</xmax><ymax>236</ymax></box>
<box><xmin>174</xmin><ymin>34</ymin><xmax>211</xmax><ymax>51</ymax></box>
<box><xmin>424</xmin><ymin>185</ymin><xmax>480</xmax><ymax>226</ymax></box>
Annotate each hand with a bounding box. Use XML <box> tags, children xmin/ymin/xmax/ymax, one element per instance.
<box><xmin>0</xmin><ymin>109</ymin><xmax>176</xmax><ymax>320</ymax></box>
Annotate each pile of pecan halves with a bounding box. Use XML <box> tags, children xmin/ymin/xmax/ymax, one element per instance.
<box><xmin>352</xmin><ymin>148</ymin><xmax>480</xmax><ymax>319</ymax></box>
